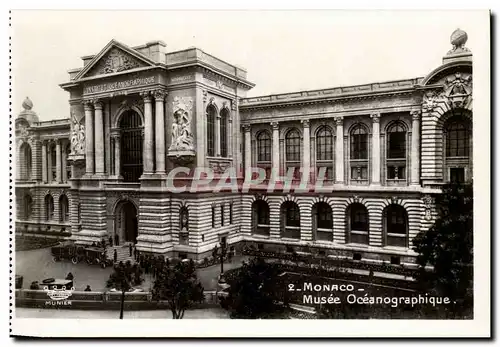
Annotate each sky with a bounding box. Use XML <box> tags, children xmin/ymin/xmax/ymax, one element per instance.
<box><xmin>11</xmin><ymin>10</ymin><xmax>487</xmax><ymax>121</ymax></box>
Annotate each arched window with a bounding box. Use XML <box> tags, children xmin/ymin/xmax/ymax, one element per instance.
<box><xmin>386</xmin><ymin>122</ymin><xmax>407</xmax><ymax>181</ymax></box>
<box><xmin>45</xmin><ymin>194</ymin><xmax>54</xmax><ymax>221</ymax></box>
<box><xmin>206</xmin><ymin>105</ymin><xmax>216</xmax><ymax>157</ymax></box>
<box><xmin>350</xmin><ymin>124</ymin><xmax>368</xmax><ymax>181</ymax></box>
<box><xmin>220</xmin><ymin>108</ymin><xmax>229</xmax><ymax>157</ymax></box>
<box><xmin>316</xmin><ymin>126</ymin><xmax>334</xmax><ymax>181</ymax></box>
<box><xmin>444</xmin><ymin>116</ymin><xmax>472</xmax><ymax>183</ymax></box>
<box><xmin>120</xmin><ymin>110</ymin><xmax>143</xmax><ymax>182</ymax></box>
<box><xmin>59</xmin><ymin>194</ymin><xmax>69</xmax><ymax>222</ymax></box>
<box><xmin>252</xmin><ymin>200</ymin><xmax>270</xmax><ymax>236</ymax></box>
<box><xmin>257</xmin><ymin>131</ymin><xmax>271</xmax><ymax>163</ymax></box>
<box><xmin>312</xmin><ymin>202</ymin><xmax>333</xmax><ymax>241</ymax></box>
<box><xmin>23</xmin><ymin>195</ymin><xmax>33</xmax><ymax>220</ymax></box>
<box><xmin>285</xmin><ymin>129</ymin><xmax>301</xmax><ymax>179</ymax></box>
<box><xmin>20</xmin><ymin>143</ymin><xmax>32</xmax><ymax>180</ymax></box>
<box><xmin>281</xmin><ymin>201</ymin><xmax>300</xmax><ymax>239</ymax></box>
<box><xmin>179</xmin><ymin>206</ymin><xmax>189</xmax><ymax>245</ymax></box>
<box><xmin>346</xmin><ymin>203</ymin><xmax>369</xmax><ymax>244</ymax></box>
<box><xmin>383</xmin><ymin>204</ymin><xmax>408</xmax><ymax>247</ymax></box>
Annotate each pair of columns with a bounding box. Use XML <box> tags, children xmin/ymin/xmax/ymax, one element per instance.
<box><xmin>243</xmin><ymin>110</ymin><xmax>421</xmax><ymax>185</ymax></box>
<box><xmin>84</xmin><ymin>89</ymin><xmax>167</xmax><ymax>177</ymax></box>
<box><xmin>41</xmin><ymin>139</ymin><xmax>68</xmax><ymax>183</ymax></box>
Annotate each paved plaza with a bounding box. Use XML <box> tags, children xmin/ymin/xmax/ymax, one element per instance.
<box><xmin>15</xmin><ymin>247</ymin><xmax>248</xmax><ymax>292</ymax></box>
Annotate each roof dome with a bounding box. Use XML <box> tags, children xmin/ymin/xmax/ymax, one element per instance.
<box><xmin>18</xmin><ymin>96</ymin><xmax>39</xmax><ymax>124</ymax></box>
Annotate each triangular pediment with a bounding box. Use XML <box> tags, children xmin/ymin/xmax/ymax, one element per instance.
<box><xmin>75</xmin><ymin>40</ymin><xmax>156</xmax><ymax>80</ymax></box>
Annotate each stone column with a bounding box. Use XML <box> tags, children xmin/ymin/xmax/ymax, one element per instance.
<box><xmin>84</xmin><ymin>101</ymin><xmax>94</xmax><ymax>175</ymax></box>
<box><xmin>41</xmin><ymin>141</ymin><xmax>47</xmax><ymax>183</ymax></box>
<box><xmin>55</xmin><ymin>139</ymin><xmax>62</xmax><ymax>183</ymax></box>
<box><xmin>142</xmin><ymin>92</ymin><xmax>154</xmax><ymax>174</ymax></box>
<box><xmin>243</xmin><ymin>125</ymin><xmax>251</xmax><ymax>179</ymax></box>
<box><xmin>410</xmin><ymin>110</ymin><xmax>421</xmax><ymax>186</ymax></box>
<box><xmin>94</xmin><ymin>100</ymin><xmax>105</xmax><ymax>175</ymax></box>
<box><xmin>271</xmin><ymin>121</ymin><xmax>280</xmax><ymax>175</ymax></box>
<box><xmin>301</xmin><ymin>119</ymin><xmax>311</xmax><ymax>182</ymax></box>
<box><xmin>154</xmin><ymin>90</ymin><xmax>166</xmax><ymax>174</ymax></box>
<box><xmin>335</xmin><ymin>116</ymin><xmax>344</xmax><ymax>184</ymax></box>
<box><xmin>371</xmin><ymin>113</ymin><xmax>381</xmax><ymax>185</ymax></box>
<box><xmin>114</xmin><ymin>135</ymin><xmax>121</xmax><ymax>178</ymax></box>
<box><xmin>47</xmin><ymin>141</ymin><xmax>53</xmax><ymax>182</ymax></box>
<box><xmin>215</xmin><ymin>112</ymin><xmax>221</xmax><ymax>157</ymax></box>
<box><xmin>62</xmin><ymin>141</ymin><xmax>67</xmax><ymax>182</ymax></box>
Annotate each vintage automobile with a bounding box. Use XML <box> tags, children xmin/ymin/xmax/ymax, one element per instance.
<box><xmin>51</xmin><ymin>241</ymin><xmax>78</xmax><ymax>263</ymax></box>
<box><xmin>81</xmin><ymin>246</ymin><xmax>113</xmax><ymax>268</ymax></box>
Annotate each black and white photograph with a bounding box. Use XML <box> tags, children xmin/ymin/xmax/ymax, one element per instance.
<box><xmin>9</xmin><ymin>9</ymin><xmax>491</xmax><ymax>338</ymax></box>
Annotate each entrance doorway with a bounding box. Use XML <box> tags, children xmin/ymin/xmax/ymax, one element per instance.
<box><xmin>115</xmin><ymin>200</ymin><xmax>138</xmax><ymax>245</ymax></box>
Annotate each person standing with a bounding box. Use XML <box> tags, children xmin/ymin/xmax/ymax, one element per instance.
<box><xmin>113</xmin><ymin>249</ymin><xmax>117</xmax><ymax>263</ymax></box>
<box><xmin>84</xmin><ymin>285</ymin><xmax>92</xmax><ymax>292</ymax></box>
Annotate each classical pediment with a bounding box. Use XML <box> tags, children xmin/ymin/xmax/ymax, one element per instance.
<box><xmin>75</xmin><ymin>40</ymin><xmax>156</xmax><ymax>80</ymax></box>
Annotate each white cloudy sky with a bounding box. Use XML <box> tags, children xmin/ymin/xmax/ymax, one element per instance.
<box><xmin>11</xmin><ymin>10</ymin><xmax>487</xmax><ymax>121</ymax></box>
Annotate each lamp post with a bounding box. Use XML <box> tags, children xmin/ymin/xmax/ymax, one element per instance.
<box><xmin>213</xmin><ymin>241</ymin><xmax>228</xmax><ymax>275</ymax></box>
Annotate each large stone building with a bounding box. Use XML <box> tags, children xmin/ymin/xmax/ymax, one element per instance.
<box><xmin>15</xmin><ymin>29</ymin><xmax>473</xmax><ymax>264</ymax></box>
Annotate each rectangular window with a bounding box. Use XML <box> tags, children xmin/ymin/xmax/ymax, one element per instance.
<box><xmin>387</xmin><ymin>166</ymin><xmax>406</xmax><ymax>179</ymax></box>
<box><xmin>229</xmin><ymin>203</ymin><xmax>233</xmax><ymax>224</ymax></box>
<box><xmin>211</xmin><ymin>206</ymin><xmax>215</xmax><ymax>228</ymax></box>
<box><xmin>450</xmin><ymin>167</ymin><xmax>465</xmax><ymax>183</ymax></box>
<box><xmin>388</xmin><ymin>132</ymin><xmax>406</xmax><ymax>158</ymax></box>
<box><xmin>221</xmin><ymin>205</ymin><xmax>225</xmax><ymax>227</ymax></box>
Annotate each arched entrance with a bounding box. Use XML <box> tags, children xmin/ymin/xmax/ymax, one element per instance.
<box><xmin>115</xmin><ymin>200</ymin><xmax>138</xmax><ymax>245</ymax></box>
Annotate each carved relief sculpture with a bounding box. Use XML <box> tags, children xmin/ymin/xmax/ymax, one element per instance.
<box><xmin>70</xmin><ymin>110</ymin><xmax>85</xmax><ymax>155</ymax></box>
<box><xmin>88</xmin><ymin>48</ymin><xmax>144</xmax><ymax>76</ymax></box>
<box><xmin>168</xmin><ymin>97</ymin><xmax>196</xmax><ymax>165</ymax></box>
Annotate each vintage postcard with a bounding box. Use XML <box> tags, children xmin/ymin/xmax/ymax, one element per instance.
<box><xmin>10</xmin><ymin>9</ymin><xmax>490</xmax><ymax>338</ymax></box>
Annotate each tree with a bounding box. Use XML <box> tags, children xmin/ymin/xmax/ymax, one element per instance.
<box><xmin>222</xmin><ymin>257</ymin><xmax>286</xmax><ymax>318</ymax></box>
<box><xmin>152</xmin><ymin>259</ymin><xmax>204</xmax><ymax>319</ymax></box>
<box><xmin>106</xmin><ymin>260</ymin><xmax>144</xmax><ymax>319</ymax></box>
<box><xmin>412</xmin><ymin>181</ymin><xmax>473</xmax><ymax>316</ymax></box>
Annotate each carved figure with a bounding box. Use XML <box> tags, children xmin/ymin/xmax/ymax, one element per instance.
<box><xmin>70</xmin><ymin>112</ymin><xmax>85</xmax><ymax>155</ymax></box>
<box><xmin>169</xmin><ymin>97</ymin><xmax>194</xmax><ymax>151</ymax></box>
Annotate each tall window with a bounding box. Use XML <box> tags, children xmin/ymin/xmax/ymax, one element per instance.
<box><xmin>59</xmin><ymin>194</ymin><xmax>69</xmax><ymax>222</ymax></box>
<box><xmin>206</xmin><ymin>105</ymin><xmax>216</xmax><ymax>157</ymax></box>
<box><xmin>65</xmin><ymin>143</ymin><xmax>71</xmax><ymax>181</ymax></box>
<box><xmin>221</xmin><ymin>204</ymin><xmax>225</xmax><ymax>227</ymax></box>
<box><xmin>386</xmin><ymin>122</ymin><xmax>407</xmax><ymax>180</ymax></box>
<box><xmin>120</xmin><ymin>110</ymin><xmax>143</xmax><ymax>182</ymax></box>
<box><xmin>21</xmin><ymin>143</ymin><xmax>32</xmax><ymax>180</ymax></box>
<box><xmin>285</xmin><ymin>129</ymin><xmax>301</xmax><ymax>179</ymax></box>
<box><xmin>252</xmin><ymin>200</ymin><xmax>270</xmax><ymax>235</ymax></box>
<box><xmin>316</xmin><ymin>126</ymin><xmax>334</xmax><ymax>181</ymax></box>
<box><xmin>220</xmin><ymin>108</ymin><xmax>229</xmax><ymax>157</ymax></box>
<box><xmin>50</xmin><ymin>144</ymin><xmax>57</xmax><ymax>182</ymax></box>
<box><xmin>281</xmin><ymin>201</ymin><xmax>300</xmax><ymax>239</ymax></box>
<box><xmin>45</xmin><ymin>194</ymin><xmax>54</xmax><ymax>221</ymax></box>
<box><xmin>257</xmin><ymin>131</ymin><xmax>271</xmax><ymax>163</ymax></box>
<box><xmin>179</xmin><ymin>206</ymin><xmax>189</xmax><ymax>245</ymax></box>
<box><xmin>384</xmin><ymin>205</ymin><xmax>408</xmax><ymax>247</ymax></box>
<box><xmin>350</xmin><ymin>124</ymin><xmax>368</xmax><ymax>181</ymax></box>
<box><xmin>211</xmin><ymin>205</ymin><xmax>216</xmax><ymax>228</ymax></box>
<box><xmin>444</xmin><ymin>116</ymin><xmax>471</xmax><ymax>183</ymax></box>
<box><xmin>24</xmin><ymin>195</ymin><xmax>33</xmax><ymax>220</ymax></box>
<box><xmin>346</xmin><ymin>203</ymin><xmax>369</xmax><ymax>244</ymax></box>
<box><xmin>312</xmin><ymin>202</ymin><xmax>333</xmax><ymax>241</ymax></box>
<box><xmin>229</xmin><ymin>203</ymin><xmax>233</xmax><ymax>224</ymax></box>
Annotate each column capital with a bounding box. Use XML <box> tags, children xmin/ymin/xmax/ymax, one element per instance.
<box><xmin>82</xmin><ymin>100</ymin><xmax>94</xmax><ymax>111</ymax></box>
<box><xmin>271</xmin><ymin>121</ymin><xmax>279</xmax><ymax>130</ymax></box>
<box><xmin>370</xmin><ymin>113</ymin><xmax>381</xmax><ymax>123</ymax></box>
<box><xmin>55</xmin><ymin>138</ymin><xmax>61</xmax><ymax>145</ymax></box>
<box><xmin>411</xmin><ymin>110</ymin><xmax>422</xmax><ymax>121</ymax></box>
<box><xmin>140</xmin><ymin>91</ymin><xmax>152</xmax><ymax>103</ymax></box>
<box><xmin>242</xmin><ymin>124</ymin><xmax>251</xmax><ymax>132</ymax></box>
<box><xmin>301</xmin><ymin>119</ymin><xmax>310</xmax><ymax>128</ymax></box>
<box><xmin>153</xmin><ymin>89</ymin><xmax>167</xmax><ymax>101</ymax></box>
<box><xmin>334</xmin><ymin>116</ymin><xmax>344</xmax><ymax>126</ymax></box>
<box><xmin>231</xmin><ymin>99</ymin><xmax>237</xmax><ymax>111</ymax></box>
<box><xmin>93</xmin><ymin>99</ymin><xmax>104</xmax><ymax>110</ymax></box>
<box><xmin>202</xmin><ymin>89</ymin><xmax>208</xmax><ymax>103</ymax></box>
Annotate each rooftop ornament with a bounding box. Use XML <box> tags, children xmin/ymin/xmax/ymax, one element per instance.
<box><xmin>447</xmin><ymin>28</ymin><xmax>471</xmax><ymax>56</ymax></box>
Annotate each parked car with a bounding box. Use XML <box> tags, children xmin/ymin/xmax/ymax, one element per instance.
<box><xmin>40</xmin><ymin>278</ymin><xmax>74</xmax><ymax>291</ymax></box>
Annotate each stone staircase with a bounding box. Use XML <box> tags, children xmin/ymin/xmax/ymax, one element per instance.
<box><xmin>106</xmin><ymin>243</ymin><xmax>136</xmax><ymax>264</ymax></box>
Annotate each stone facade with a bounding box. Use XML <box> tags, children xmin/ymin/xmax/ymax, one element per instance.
<box><xmin>15</xmin><ymin>29</ymin><xmax>473</xmax><ymax>264</ymax></box>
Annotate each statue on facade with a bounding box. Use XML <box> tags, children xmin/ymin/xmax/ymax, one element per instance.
<box><xmin>70</xmin><ymin>111</ymin><xmax>85</xmax><ymax>155</ymax></box>
<box><xmin>169</xmin><ymin>97</ymin><xmax>194</xmax><ymax>152</ymax></box>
